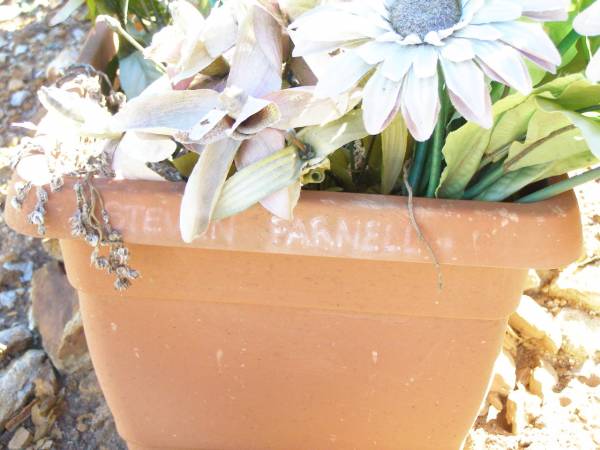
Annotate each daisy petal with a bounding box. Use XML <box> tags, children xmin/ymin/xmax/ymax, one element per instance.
<box><xmin>587</xmin><ymin>51</ymin><xmax>600</xmax><ymax>83</ymax></box>
<box><xmin>522</xmin><ymin>0</ymin><xmax>569</xmax><ymax>22</ymax></box>
<box><xmin>314</xmin><ymin>51</ymin><xmax>372</xmax><ymax>98</ymax></box>
<box><xmin>362</xmin><ymin>68</ymin><xmax>402</xmax><ymax>135</ymax></box>
<box><xmin>574</xmin><ymin>1</ymin><xmax>600</xmax><ymax>37</ymax></box>
<box><xmin>472</xmin><ymin>40</ymin><xmax>532</xmax><ymax>94</ymax></box>
<box><xmin>441</xmin><ymin>59</ymin><xmax>492</xmax><ymax>128</ymax></box>
<box><xmin>471</xmin><ymin>0</ymin><xmax>522</xmax><ymax>25</ymax></box>
<box><xmin>495</xmin><ymin>21</ymin><xmax>561</xmax><ymax>73</ymax></box>
<box><xmin>400</xmin><ymin>69</ymin><xmax>440</xmax><ymax>142</ymax></box>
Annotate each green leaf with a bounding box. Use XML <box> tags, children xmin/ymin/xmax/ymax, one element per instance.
<box><xmin>561</xmin><ymin>112</ymin><xmax>600</xmax><ymax>159</ymax></box>
<box><xmin>213</xmin><ymin>146</ymin><xmax>303</xmax><ymax>220</ymax></box>
<box><xmin>504</xmin><ymin>109</ymin><xmax>581</xmax><ymax>170</ymax></box>
<box><xmin>119</xmin><ymin>51</ymin><xmax>162</xmax><ymax>99</ymax></box>
<box><xmin>437</xmin><ymin>94</ymin><xmax>526</xmax><ymax>199</ymax></box>
<box><xmin>380</xmin><ymin>114</ymin><xmax>408</xmax><ymax>194</ymax></box>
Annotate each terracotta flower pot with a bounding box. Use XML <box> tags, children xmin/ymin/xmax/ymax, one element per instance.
<box><xmin>4</xmin><ymin>26</ymin><xmax>584</xmax><ymax>450</ymax></box>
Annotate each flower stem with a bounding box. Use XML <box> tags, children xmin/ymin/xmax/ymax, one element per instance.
<box><xmin>426</xmin><ymin>84</ymin><xmax>450</xmax><ymax>198</ymax></box>
<box><xmin>516</xmin><ymin>167</ymin><xmax>600</xmax><ymax>203</ymax></box>
<box><xmin>408</xmin><ymin>140</ymin><xmax>429</xmax><ymax>190</ymax></box>
<box><xmin>557</xmin><ymin>29</ymin><xmax>581</xmax><ymax>56</ymax></box>
<box><xmin>98</xmin><ymin>15</ymin><xmax>166</xmax><ymax>73</ymax></box>
<box><xmin>463</xmin><ymin>159</ymin><xmax>505</xmax><ymax>200</ymax></box>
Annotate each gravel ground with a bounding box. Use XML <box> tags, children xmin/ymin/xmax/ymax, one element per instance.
<box><xmin>0</xmin><ymin>2</ymin><xmax>599</xmax><ymax>449</ymax></box>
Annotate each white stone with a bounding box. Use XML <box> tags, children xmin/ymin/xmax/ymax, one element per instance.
<box><xmin>528</xmin><ymin>360</ymin><xmax>558</xmax><ymax>399</ymax></box>
<box><xmin>509</xmin><ymin>295</ymin><xmax>562</xmax><ymax>354</ymax></box>
<box><xmin>10</xmin><ymin>90</ymin><xmax>29</xmax><ymax>107</ymax></box>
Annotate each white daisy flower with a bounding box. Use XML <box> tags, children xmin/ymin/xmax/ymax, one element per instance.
<box><xmin>574</xmin><ymin>0</ymin><xmax>600</xmax><ymax>82</ymax></box>
<box><xmin>289</xmin><ymin>0</ymin><xmax>568</xmax><ymax>141</ymax></box>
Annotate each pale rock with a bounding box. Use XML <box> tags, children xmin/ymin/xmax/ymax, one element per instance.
<box><xmin>0</xmin><ymin>325</ymin><xmax>33</xmax><ymax>361</ymax></box>
<box><xmin>8</xmin><ymin>78</ymin><xmax>24</xmax><ymax>91</ymax></box>
<box><xmin>32</xmin><ymin>262</ymin><xmax>90</xmax><ymax>373</ymax></box>
<box><xmin>505</xmin><ymin>387</ymin><xmax>542</xmax><ymax>435</ymax></box>
<box><xmin>549</xmin><ymin>265</ymin><xmax>600</xmax><ymax>313</ymax></box>
<box><xmin>509</xmin><ymin>295</ymin><xmax>562</xmax><ymax>354</ymax></box>
<box><xmin>0</xmin><ymin>5</ymin><xmax>21</xmax><ymax>22</ymax></box>
<box><xmin>41</xmin><ymin>238</ymin><xmax>63</xmax><ymax>262</ymax></box>
<box><xmin>555</xmin><ymin>308</ymin><xmax>600</xmax><ymax>362</ymax></box>
<box><xmin>528</xmin><ymin>360</ymin><xmax>558</xmax><ymax>399</ymax></box>
<box><xmin>9</xmin><ymin>90</ymin><xmax>29</xmax><ymax>107</ymax></box>
<box><xmin>8</xmin><ymin>427</ymin><xmax>32</xmax><ymax>450</ymax></box>
<box><xmin>0</xmin><ymin>350</ymin><xmax>48</xmax><ymax>428</ymax></box>
<box><xmin>523</xmin><ymin>269</ymin><xmax>542</xmax><ymax>292</ymax></box>
<box><xmin>13</xmin><ymin>44</ymin><xmax>27</xmax><ymax>56</ymax></box>
<box><xmin>4</xmin><ymin>261</ymin><xmax>34</xmax><ymax>283</ymax></box>
<box><xmin>489</xmin><ymin>349</ymin><xmax>516</xmax><ymax>397</ymax></box>
<box><xmin>575</xmin><ymin>360</ymin><xmax>600</xmax><ymax>387</ymax></box>
<box><xmin>0</xmin><ymin>52</ymin><xmax>8</xmax><ymax>64</ymax></box>
<box><xmin>0</xmin><ymin>289</ymin><xmax>18</xmax><ymax>309</ymax></box>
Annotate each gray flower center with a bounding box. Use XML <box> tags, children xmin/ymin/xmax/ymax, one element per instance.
<box><xmin>389</xmin><ymin>0</ymin><xmax>462</xmax><ymax>39</ymax></box>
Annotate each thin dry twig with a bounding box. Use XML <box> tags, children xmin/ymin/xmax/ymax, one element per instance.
<box><xmin>403</xmin><ymin>161</ymin><xmax>444</xmax><ymax>291</ymax></box>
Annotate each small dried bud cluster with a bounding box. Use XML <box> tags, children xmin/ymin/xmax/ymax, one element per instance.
<box><xmin>26</xmin><ymin>186</ymin><xmax>49</xmax><ymax>235</ymax></box>
<box><xmin>71</xmin><ymin>179</ymin><xmax>139</xmax><ymax>292</ymax></box>
<box><xmin>10</xmin><ymin>181</ymin><xmax>32</xmax><ymax>211</ymax></box>
<box><xmin>350</xmin><ymin>139</ymin><xmax>367</xmax><ymax>173</ymax></box>
<box><xmin>146</xmin><ymin>161</ymin><xmax>185</xmax><ymax>182</ymax></box>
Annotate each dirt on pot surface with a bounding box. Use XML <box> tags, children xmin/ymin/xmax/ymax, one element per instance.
<box><xmin>0</xmin><ymin>3</ymin><xmax>599</xmax><ymax>449</ymax></box>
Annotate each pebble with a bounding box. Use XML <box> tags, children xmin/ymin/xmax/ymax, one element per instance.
<box><xmin>8</xmin><ymin>427</ymin><xmax>32</xmax><ymax>450</ymax></box>
<box><xmin>4</xmin><ymin>261</ymin><xmax>34</xmax><ymax>283</ymax></box>
<box><xmin>0</xmin><ymin>52</ymin><xmax>8</xmax><ymax>64</ymax></box>
<box><xmin>0</xmin><ymin>350</ymin><xmax>48</xmax><ymax>428</ymax></box>
<box><xmin>13</xmin><ymin>44</ymin><xmax>28</xmax><ymax>56</ymax></box>
<box><xmin>8</xmin><ymin>78</ymin><xmax>24</xmax><ymax>91</ymax></box>
<box><xmin>509</xmin><ymin>295</ymin><xmax>562</xmax><ymax>354</ymax></box>
<box><xmin>10</xmin><ymin>90</ymin><xmax>30</xmax><ymax>108</ymax></box>
<box><xmin>0</xmin><ymin>325</ymin><xmax>33</xmax><ymax>361</ymax></box>
<box><xmin>0</xmin><ymin>5</ymin><xmax>21</xmax><ymax>22</ymax></box>
<box><xmin>0</xmin><ymin>290</ymin><xmax>19</xmax><ymax>309</ymax></box>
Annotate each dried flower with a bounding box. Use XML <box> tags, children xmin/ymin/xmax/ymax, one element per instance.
<box><xmin>289</xmin><ymin>0</ymin><xmax>567</xmax><ymax>140</ymax></box>
<box><xmin>144</xmin><ymin>0</ymin><xmax>239</xmax><ymax>84</ymax></box>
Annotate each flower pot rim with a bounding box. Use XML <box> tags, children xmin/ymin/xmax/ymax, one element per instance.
<box><xmin>5</xmin><ymin>174</ymin><xmax>583</xmax><ymax>270</ymax></box>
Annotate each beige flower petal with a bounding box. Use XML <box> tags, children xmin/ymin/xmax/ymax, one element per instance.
<box><xmin>180</xmin><ymin>139</ymin><xmax>241</xmax><ymax>242</ymax></box>
<box><xmin>266</xmin><ymin>86</ymin><xmax>361</xmax><ymax>129</ymax></box>
<box><xmin>227</xmin><ymin>5</ymin><xmax>283</xmax><ymax>98</ymax></box>
<box><xmin>112</xmin><ymin>89</ymin><xmax>220</xmax><ymax>135</ymax></box>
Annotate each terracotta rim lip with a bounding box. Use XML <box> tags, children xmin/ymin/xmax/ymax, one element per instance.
<box><xmin>5</xmin><ymin>174</ymin><xmax>583</xmax><ymax>269</ymax></box>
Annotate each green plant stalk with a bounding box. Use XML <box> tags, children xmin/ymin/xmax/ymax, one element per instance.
<box><xmin>557</xmin><ymin>29</ymin><xmax>581</xmax><ymax>56</ymax></box>
<box><xmin>463</xmin><ymin>159</ymin><xmax>505</xmax><ymax>200</ymax></box>
<box><xmin>426</xmin><ymin>89</ymin><xmax>449</xmax><ymax>198</ymax></box>
<box><xmin>426</xmin><ymin>121</ymin><xmax>444</xmax><ymax>197</ymax></box>
<box><xmin>418</xmin><ymin>147</ymin><xmax>433</xmax><ymax>196</ymax></box>
<box><xmin>516</xmin><ymin>167</ymin><xmax>600</xmax><ymax>203</ymax></box>
<box><xmin>490</xmin><ymin>82</ymin><xmax>506</xmax><ymax>103</ymax></box>
<box><xmin>408</xmin><ymin>140</ymin><xmax>429</xmax><ymax>190</ymax></box>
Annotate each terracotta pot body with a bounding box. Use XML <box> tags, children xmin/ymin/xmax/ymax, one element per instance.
<box><xmin>5</xmin><ymin>176</ymin><xmax>583</xmax><ymax>450</ymax></box>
